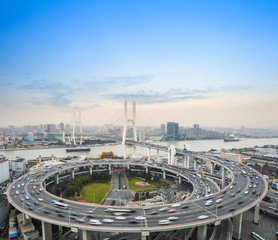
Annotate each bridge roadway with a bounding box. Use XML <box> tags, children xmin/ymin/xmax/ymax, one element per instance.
<box><xmin>7</xmin><ymin>156</ymin><xmax>268</xmax><ymax>240</ymax></box>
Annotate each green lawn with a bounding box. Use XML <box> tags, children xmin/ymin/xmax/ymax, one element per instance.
<box><xmin>128</xmin><ymin>177</ymin><xmax>161</xmax><ymax>191</ymax></box>
<box><xmin>80</xmin><ymin>182</ymin><xmax>110</xmax><ymax>203</ymax></box>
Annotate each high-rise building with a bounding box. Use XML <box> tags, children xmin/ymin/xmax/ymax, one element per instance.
<box><xmin>161</xmin><ymin>124</ymin><xmax>165</xmax><ymax>135</ymax></box>
<box><xmin>193</xmin><ymin>124</ymin><xmax>200</xmax><ymax>129</ymax></box>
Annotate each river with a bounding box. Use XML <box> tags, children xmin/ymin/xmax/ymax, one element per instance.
<box><xmin>1</xmin><ymin>138</ymin><xmax>278</xmax><ymax>160</ymax></box>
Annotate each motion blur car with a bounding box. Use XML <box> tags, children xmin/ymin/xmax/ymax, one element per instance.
<box><xmin>158</xmin><ymin>219</ymin><xmax>171</xmax><ymax>225</ymax></box>
<box><xmin>197</xmin><ymin>215</ymin><xmax>208</xmax><ymax>220</ymax></box>
<box><xmin>205</xmin><ymin>200</ymin><xmax>213</xmax><ymax>206</ymax></box>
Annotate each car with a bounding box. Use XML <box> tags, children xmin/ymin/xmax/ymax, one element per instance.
<box><xmin>38</xmin><ymin>198</ymin><xmax>43</xmax><ymax>202</ymax></box>
<box><xmin>25</xmin><ymin>195</ymin><xmax>30</xmax><ymax>200</ymax></box>
<box><xmin>20</xmin><ymin>197</ymin><xmax>24</xmax><ymax>202</ymax></box>
<box><xmin>89</xmin><ymin>219</ymin><xmax>102</xmax><ymax>225</ymax></box>
<box><xmin>256</xmin><ymin>192</ymin><xmax>260</xmax><ymax>196</ymax></box>
<box><xmin>197</xmin><ymin>215</ymin><xmax>208</xmax><ymax>220</ymax></box>
<box><xmin>238</xmin><ymin>201</ymin><xmax>243</xmax><ymax>205</ymax></box>
<box><xmin>43</xmin><ymin>210</ymin><xmax>50</xmax><ymax>214</ymax></box>
<box><xmin>85</xmin><ymin>210</ymin><xmax>94</xmax><ymax>214</ymax></box>
<box><xmin>135</xmin><ymin>216</ymin><xmax>146</xmax><ymax>220</ymax></box>
<box><xmin>12</xmin><ymin>185</ymin><xmax>15</xmax><ymax>189</ymax></box>
<box><xmin>28</xmin><ymin>206</ymin><xmax>34</xmax><ymax>211</ymax></box>
<box><xmin>231</xmin><ymin>193</ymin><xmax>236</xmax><ymax>197</ymax></box>
<box><xmin>115</xmin><ymin>216</ymin><xmax>126</xmax><ymax>220</ymax></box>
<box><xmin>229</xmin><ymin>185</ymin><xmax>234</xmax><ymax>189</ymax></box>
<box><xmin>236</xmin><ymin>189</ymin><xmax>241</xmax><ymax>193</ymax></box>
<box><xmin>244</xmin><ymin>191</ymin><xmax>248</xmax><ymax>194</ymax></box>
<box><xmin>218</xmin><ymin>195</ymin><xmax>224</xmax><ymax>199</ymax></box>
<box><xmin>222</xmin><ymin>190</ymin><xmax>227</xmax><ymax>194</ymax></box>
<box><xmin>252</xmin><ymin>190</ymin><xmax>256</xmax><ymax>194</ymax></box>
<box><xmin>180</xmin><ymin>205</ymin><xmax>189</xmax><ymax>209</ymax></box>
<box><xmin>205</xmin><ymin>200</ymin><xmax>213</xmax><ymax>206</ymax></box>
<box><xmin>159</xmin><ymin>207</ymin><xmax>169</xmax><ymax>212</ymax></box>
<box><xmin>31</xmin><ymin>191</ymin><xmax>35</xmax><ymax>195</ymax></box>
<box><xmin>167</xmin><ymin>216</ymin><xmax>178</xmax><ymax>221</ymax></box>
<box><xmin>158</xmin><ymin>219</ymin><xmax>171</xmax><ymax>225</ymax></box>
<box><xmin>167</xmin><ymin>209</ymin><xmax>176</xmax><ymax>213</ymax></box>
<box><xmin>15</xmin><ymin>191</ymin><xmax>19</xmax><ymax>195</ymax></box>
<box><xmin>249</xmin><ymin>185</ymin><xmax>252</xmax><ymax>188</ymax></box>
<box><xmin>148</xmin><ymin>211</ymin><xmax>158</xmax><ymax>215</ymax></box>
<box><xmin>229</xmin><ymin>208</ymin><xmax>235</xmax><ymax>212</ymax></box>
<box><xmin>102</xmin><ymin>218</ymin><xmax>114</xmax><ymax>223</ymax></box>
<box><xmin>171</xmin><ymin>203</ymin><xmax>181</xmax><ymax>207</ymax></box>
<box><xmin>21</xmin><ymin>190</ymin><xmax>25</xmax><ymax>194</ymax></box>
<box><xmin>215</xmin><ymin>199</ymin><xmax>223</xmax><ymax>203</ymax></box>
<box><xmin>34</xmin><ymin>201</ymin><xmax>40</xmax><ymax>206</ymax></box>
<box><xmin>39</xmin><ymin>188</ymin><xmax>42</xmax><ymax>192</ymax></box>
<box><xmin>57</xmin><ymin>212</ymin><xmax>66</xmax><ymax>217</ymax></box>
<box><xmin>128</xmin><ymin>219</ymin><xmax>138</xmax><ymax>224</ymax></box>
<box><xmin>75</xmin><ymin>218</ymin><xmax>85</xmax><ymax>223</ymax></box>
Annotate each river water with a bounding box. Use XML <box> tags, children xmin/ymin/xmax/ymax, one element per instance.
<box><xmin>1</xmin><ymin>138</ymin><xmax>278</xmax><ymax>160</ymax></box>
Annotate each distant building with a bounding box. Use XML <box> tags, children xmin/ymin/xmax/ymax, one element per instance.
<box><xmin>221</xmin><ymin>150</ymin><xmax>242</xmax><ymax>163</ymax></box>
<box><xmin>9</xmin><ymin>157</ymin><xmax>26</xmax><ymax>174</ymax></box>
<box><xmin>0</xmin><ymin>156</ymin><xmax>10</xmax><ymax>183</ymax></box>
<box><xmin>167</xmin><ymin>122</ymin><xmax>179</xmax><ymax>139</ymax></box>
<box><xmin>193</xmin><ymin>124</ymin><xmax>200</xmax><ymax>129</ymax></box>
<box><xmin>161</xmin><ymin>124</ymin><xmax>165</xmax><ymax>135</ymax></box>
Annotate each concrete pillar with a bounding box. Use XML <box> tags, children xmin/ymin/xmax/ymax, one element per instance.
<box><xmin>58</xmin><ymin>225</ymin><xmax>62</xmax><ymax>237</ymax></box>
<box><xmin>82</xmin><ymin>229</ymin><xmax>91</xmax><ymax>240</ymax></box>
<box><xmin>200</xmin><ymin>159</ymin><xmax>203</xmax><ymax>171</ymax></box>
<box><xmin>197</xmin><ymin>224</ymin><xmax>207</xmax><ymax>240</ymax></box>
<box><xmin>109</xmin><ymin>164</ymin><xmax>111</xmax><ymax>174</ymax></box>
<box><xmin>89</xmin><ymin>166</ymin><xmax>92</xmax><ymax>175</ymax></box>
<box><xmin>210</xmin><ymin>162</ymin><xmax>214</xmax><ymax>174</ymax></box>
<box><xmin>71</xmin><ymin>169</ymin><xmax>75</xmax><ymax>179</ymax></box>
<box><xmin>193</xmin><ymin>159</ymin><xmax>197</xmax><ymax>171</ymax></box>
<box><xmin>233</xmin><ymin>213</ymin><xmax>242</xmax><ymax>240</ymax></box>
<box><xmin>182</xmin><ymin>156</ymin><xmax>190</xmax><ymax>168</ymax></box>
<box><xmin>221</xmin><ymin>166</ymin><xmax>226</xmax><ymax>188</ymax></box>
<box><xmin>42</xmin><ymin>221</ymin><xmax>52</xmax><ymax>240</ymax></box>
<box><xmin>157</xmin><ymin>149</ymin><xmax>159</xmax><ymax>156</ymax></box>
<box><xmin>163</xmin><ymin>170</ymin><xmax>166</xmax><ymax>179</ymax></box>
<box><xmin>23</xmin><ymin>213</ymin><xmax>31</xmax><ymax>225</ymax></box>
<box><xmin>133</xmin><ymin>146</ymin><xmax>136</xmax><ymax>154</ymax></box>
<box><xmin>146</xmin><ymin>166</ymin><xmax>149</xmax><ymax>173</ymax></box>
<box><xmin>168</xmin><ymin>146</ymin><xmax>171</xmax><ymax>164</ymax></box>
<box><xmin>170</xmin><ymin>145</ymin><xmax>176</xmax><ymax>165</ymax></box>
<box><xmin>148</xmin><ymin>148</ymin><xmax>151</xmax><ymax>162</ymax></box>
<box><xmin>55</xmin><ymin>174</ymin><xmax>59</xmax><ymax>185</ymax></box>
<box><xmin>254</xmin><ymin>203</ymin><xmax>260</xmax><ymax>224</ymax></box>
<box><xmin>178</xmin><ymin>175</ymin><xmax>182</xmax><ymax>184</ymax></box>
<box><xmin>141</xmin><ymin>231</ymin><xmax>149</xmax><ymax>240</ymax></box>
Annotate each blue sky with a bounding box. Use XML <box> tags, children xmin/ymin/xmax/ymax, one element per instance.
<box><xmin>1</xmin><ymin>0</ymin><xmax>278</xmax><ymax>127</ymax></box>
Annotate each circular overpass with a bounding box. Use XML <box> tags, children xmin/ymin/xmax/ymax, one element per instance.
<box><xmin>7</xmin><ymin>154</ymin><xmax>268</xmax><ymax>238</ymax></box>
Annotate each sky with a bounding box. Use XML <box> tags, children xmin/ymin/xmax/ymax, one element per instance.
<box><xmin>0</xmin><ymin>0</ymin><xmax>278</xmax><ymax>128</ymax></box>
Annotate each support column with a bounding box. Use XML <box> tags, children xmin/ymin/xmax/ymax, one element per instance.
<box><xmin>168</xmin><ymin>146</ymin><xmax>171</xmax><ymax>164</ymax></box>
<box><xmin>141</xmin><ymin>231</ymin><xmax>149</xmax><ymax>240</ymax></box>
<box><xmin>42</xmin><ymin>221</ymin><xmax>52</xmax><ymax>240</ymax></box>
<box><xmin>254</xmin><ymin>203</ymin><xmax>260</xmax><ymax>224</ymax></box>
<box><xmin>109</xmin><ymin>164</ymin><xmax>111</xmax><ymax>174</ymax></box>
<box><xmin>157</xmin><ymin>149</ymin><xmax>159</xmax><ymax>156</ymax></box>
<box><xmin>145</xmin><ymin>166</ymin><xmax>149</xmax><ymax>173</ymax></box>
<box><xmin>221</xmin><ymin>166</ymin><xmax>226</xmax><ymax>188</ymax></box>
<box><xmin>82</xmin><ymin>229</ymin><xmax>91</xmax><ymax>240</ymax></box>
<box><xmin>200</xmin><ymin>159</ymin><xmax>203</xmax><ymax>171</ymax></box>
<box><xmin>210</xmin><ymin>162</ymin><xmax>214</xmax><ymax>174</ymax></box>
<box><xmin>133</xmin><ymin>146</ymin><xmax>136</xmax><ymax>154</ymax></box>
<box><xmin>182</xmin><ymin>156</ymin><xmax>189</xmax><ymax>168</ymax></box>
<box><xmin>89</xmin><ymin>166</ymin><xmax>92</xmax><ymax>175</ymax></box>
<box><xmin>170</xmin><ymin>145</ymin><xmax>176</xmax><ymax>165</ymax></box>
<box><xmin>23</xmin><ymin>213</ymin><xmax>31</xmax><ymax>225</ymax></box>
<box><xmin>193</xmin><ymin>159</ymin><xmax>197</xmax><ymax>171</ymax></box>
<box><xmin>58</xmin><ymin>225</ymin><xmax>62</xmax><ymax>238</ymax></box>
<box><xmin>197</xmin><ymin>225</ymin><xmax>207</xmax><ymax>240</ymax></box>
<box><xmin>148</xmin><ymin>148</ymin><xmax>151</xmax><ymax>162</ymax></box>
<box><xmin>233</xmin><ymin>213</ymin><xmax>242</xmax><ymax>240</ymax></box>
<box><xmin>71</xmin><ymin>169</ymin><xmax>75</xmax><ymax>179</ymax></box>
<box><xmin>178</xmin><ymin>175</ymin><xmax>182</xmax><ymax>184</ymax></box>
<box><xmin>163</xmin><ymin>170</ymin><xmax>166</xmax><ymax>179</ymax></box>
<box><xmin>55</xmin><ymin>174</ymin><xmax>59</xmax><ymax>185</ymax></box>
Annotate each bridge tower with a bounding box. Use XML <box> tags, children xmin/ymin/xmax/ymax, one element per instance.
<box><xmin>122</xmin><ymin>101</ymin><xmax>137</xmax><ymax>145</ymax></box>
<box><xmin>70</xmin><ymin>109</ymin><xmax>83</xmax><ymax>145</ymax></box>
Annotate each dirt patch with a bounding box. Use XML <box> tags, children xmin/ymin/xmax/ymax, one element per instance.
<box><xmin>134</xmin><ymin>182</ymin><xmax>150</xmax><ymax>187</ymax></box>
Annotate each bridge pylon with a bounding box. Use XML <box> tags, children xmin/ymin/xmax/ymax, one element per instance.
<box><xmin>122</xmin><ymin>101</ymin><xmax>137</xmax><ymax>146</ymax></box>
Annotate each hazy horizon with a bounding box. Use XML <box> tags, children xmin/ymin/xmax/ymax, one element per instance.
<box><xmin>1</xmin><ymin>1</ymin><xmax>278</xmax><ymax>128</ymax></box>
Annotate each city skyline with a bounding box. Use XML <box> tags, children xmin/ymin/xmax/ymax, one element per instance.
<box><xmin>1</xmin><ymin>1</ymin><xmax>278</xmax><ymax>127</ymax></box>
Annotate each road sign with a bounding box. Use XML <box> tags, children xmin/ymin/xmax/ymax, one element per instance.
<box><xmin>215</xmin><ymin>220</ymin><xmax>221</xmax><ymax>226</ymax></box>
<box><xmin>71</xmin><ymin>227</ymin><xmax>78</xmax><ymax>232</ymax></box>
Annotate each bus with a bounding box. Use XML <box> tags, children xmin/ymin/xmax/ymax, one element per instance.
<box><xmin>52</xmin><ymin>200</ymin><xmax>69</xmax><ymax>210</ymax></box>
<box><xmin>251</xmin><ymin>232</ymin><xmax>266</xmax><ymax>240</ymax></box>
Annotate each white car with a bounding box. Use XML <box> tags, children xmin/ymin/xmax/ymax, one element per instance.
<box><xmin>135</xmin><ymin>216</ymin><xmax>146</xmax><ymax>220</ymax></box>
<box><xmin>25</xmin><ymin>195</ymin><xmax>30</xmax><ymax>200</ymax></box>
<box><xmin>102</xmin><ymin>218</ymin><xmax>114</xmax><ymax>223</ymax></box>
<box><xmin>244</xmin><ymin>191</ymin><xmax>248</xmax><ymax>194</ymax></box>
<box><xmin>205</xmin><ymin>200</ymin><xmax>213</xmax><ymax>206</ymax></box>
<box><xmin>115</xmin><ymin>216</ymin><xmax>126</xmax><ymax>220</ymax></box>
<box><xmin>89</xmin><ymin>219</ymin><xmax>101</xmax><ymax>225</ymax></box>
<box><xmin>197</xmin><ymin>215</ymin><xmax>208</xmax><ymax>220</ymax></box>
<box><xmin>171</xmin><ymin>203</ymin><xmax>181</xmax><ymax>208</ymax></box>
<box><xmin>167</xmin><ymin>216</ymin><xmax>178</xmax><ymax>221</ymax></box>
<box><xmin>158</xmin><ymin>219</ymin><xmax>171</xmax><ymax>225</ymax></box>
<box><xmin>38</xmin><ymin>198</ymin><xmax>43</xmax><ymax>201</ymax></box>
<box><xmin>215</xmin><ymin>199</ymin><xmax>222</xmax><ymax>203</ymax></box>
<box><xmin>159</xmin><ymin>207</ymin><xmax>169</xmax><ymax>212</ymax></box>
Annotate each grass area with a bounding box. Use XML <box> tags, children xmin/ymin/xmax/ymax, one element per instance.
<box><xmin>80</xmin><ymin>182</ymin><xmax>110</xmax><ymax>203</ymax></box>
<box><xmin>127</xmin><ymin>177</ymin><xmax>161</xmax><ymax>191</ymax></box>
